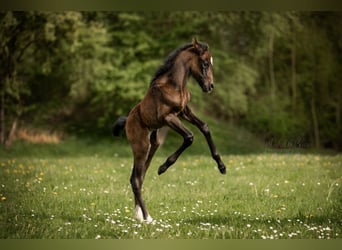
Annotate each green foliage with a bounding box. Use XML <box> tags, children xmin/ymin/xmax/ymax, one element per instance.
<box><xmin>1</xmin><ymin>11</ymin><xmax>341</xmax><ymax>149</ymax></box>
<box><xmin>245</xmin><ymin>96</ymin><xmax>309</xmax><ymax>141</ymax></box>
<box><xmin>210</xmin><ymin>55</ymin><xmax>257</xmax><ymax>118</ymax></box>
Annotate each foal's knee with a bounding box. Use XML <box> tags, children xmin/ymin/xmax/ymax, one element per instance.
<box><xmin>184</xmin><ymin>133</ymin><xmax>194</xmax><ymax>146</ymax></box>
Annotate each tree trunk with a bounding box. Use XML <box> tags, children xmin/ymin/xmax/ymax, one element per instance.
<box><xmin>311</xmin><ymin>94</ymin><xmax>320</xmax><ymax>149</ymax></box>
<box><xmin>5</xmin><ymin>116</ymin><xmax>17</xmax><ymax>148</ymax></box>
<box><xmin>336</xmin><ymin>93</ymin><xmax>341</xmax><ymax>133</ymax></box>
<box><xmin>336</xmin><ymin>93</ymin><xmax>342</xmax><ymax>150</ymax></box>
<box><xmin>269</xmin><ymin>32</ymin><xmax>276</xmax><ymax>101</ymax></box>
<box><xmin>291</xmin><ymin>30</ymin><xmax>297</xmax><ymax>110</ymax></box>
<box><xmin>0</xmin><ymin>88</ymin><xmax>5</xmax><ymax>145</ymax></box>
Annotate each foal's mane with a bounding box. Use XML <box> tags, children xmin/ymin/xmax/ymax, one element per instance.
<box><xmin>150</xmin><ymin>41</ymin><xmax>209</xmax><ymax>85</ymax></box>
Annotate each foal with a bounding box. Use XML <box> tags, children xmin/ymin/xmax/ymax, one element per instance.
<box><xmin>113</xmin><ymin>38</ymin><xmax>226</xmax><ymax>223</ymax></box>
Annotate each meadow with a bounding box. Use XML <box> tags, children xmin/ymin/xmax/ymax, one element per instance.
<box><xmin>0</xmin><ymin>124</ymin><xmax>341</xmax><ymax>239</ymax></box>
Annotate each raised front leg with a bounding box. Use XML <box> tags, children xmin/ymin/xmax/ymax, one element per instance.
<box><xmin>182</xmin><ymin>106</ymin><xmax>226</xmax><ymax>174</ymax></box>
<box><xmin>158</xmin><ymin>114</ymin><xmax>194</xmax><ymax>175</ymax></box>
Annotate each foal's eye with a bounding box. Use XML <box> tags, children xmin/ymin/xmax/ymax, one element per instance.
<box><xmin>203</xmin><ymin>60</ymin><xmax>209</xmax><ymax>68</ymax></box>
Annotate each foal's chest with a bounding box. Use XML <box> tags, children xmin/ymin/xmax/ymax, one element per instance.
<box><xmin>164</xmin><ymin>86</ymin><xmax>190</xmax><ymax>112</ymax></box>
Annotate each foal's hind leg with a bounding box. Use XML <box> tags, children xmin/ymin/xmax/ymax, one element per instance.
<box><xmin>144</xmin><ymin>130</ymin><xmax>160</xmax><ymax>175</ymax></box>
<box><xmin>127</xmin><ymin>127</ymin><xmax>153</xmax><ymax>223</ymax></box>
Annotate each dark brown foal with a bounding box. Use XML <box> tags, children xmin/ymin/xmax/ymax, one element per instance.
<box><xmin>113</xmin><ymin>38</ymin><xmax>226</xmax><ymax>222</ymax></box>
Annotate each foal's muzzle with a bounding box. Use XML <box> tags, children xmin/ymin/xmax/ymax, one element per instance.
<box><xmin>203</xmin><ymin>83</ymin><xmax>214</xmax><ymax>93</ymax></box>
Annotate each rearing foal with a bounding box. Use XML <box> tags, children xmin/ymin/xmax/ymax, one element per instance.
<box><xmin>112</xmin><ymin>38</ymin><xmax>226</xmax><ymax>223</ymax></box>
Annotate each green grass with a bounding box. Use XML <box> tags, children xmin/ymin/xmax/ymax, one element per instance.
<box><xmin>0</xmin><ymin>121</ymin><xmax>341</xmax><ymax>239</ymax></box>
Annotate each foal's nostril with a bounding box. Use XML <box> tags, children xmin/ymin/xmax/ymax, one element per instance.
<box><xmin>210</xmin><ymin>83</ymin><xmax>214</xmax><ymax>89</ymax></box>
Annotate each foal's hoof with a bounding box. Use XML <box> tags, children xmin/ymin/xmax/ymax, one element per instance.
<box><xmin>136</xmin><ymin>215</ymin><xmax>154</xmax><ymax>224</ymax></box>
<box><xmin>144</xmin><ymin>215</ymin><xmax>154</xmax><ymax>224</ymax></box>
<box><xmin>135</xmin><ymin>206</ymin><xmax>154</xmax><ymax>224</ymax></box>
<box><xmin>158</xmin><ymin>164</ymin><xmax>168</xmax><ymax>175</ymax></box>
<box><xmin>219</xmin><ymin>167</ymin><xmax>226</xmax><ymax>174</ymax></box>
<box><xmin>218</xmin><ymin>163</ymin><xmax>226</xmax><ymax>174</ymax></box>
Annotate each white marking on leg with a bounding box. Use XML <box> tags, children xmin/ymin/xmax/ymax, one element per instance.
<box><xmin>145</xmin><ymin>214</ymin><xmax>154</xmax><ymax>224</ymax></box>
<box><xmin>135</xmin><ymin>205</ymin><xmax>144</xmax><ymax>222</ymax></box>
<box><xmin>134</xmin><ymin>205</ymin><xmax>154</xmax><ymax>224</ymax></box>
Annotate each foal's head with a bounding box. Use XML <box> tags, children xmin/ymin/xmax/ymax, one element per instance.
<box><xmin>189</xmin><ymin>38</ymin><xmax>214</xmax><ymax>93</ymax></box>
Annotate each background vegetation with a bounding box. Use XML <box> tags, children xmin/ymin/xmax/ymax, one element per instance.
<box><xmin>1</xmin><ymin>11</ymin><xmax>342</xmax><ymax>150</ymax></box>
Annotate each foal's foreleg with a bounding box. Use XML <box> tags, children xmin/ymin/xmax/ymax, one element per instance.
<box><xmin>182</xmin><ymin>106</ymin><xmax>226</xmax><ymax>174</ymax></box>
<box><xmin>158</xmin><ymin>114</ymin><xmax>193</xmax><ymax>175</ymax></box>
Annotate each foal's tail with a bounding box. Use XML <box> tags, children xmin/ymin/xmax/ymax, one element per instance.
<box><xmin>112</xmin><ymin>116</ymin><xmax>127</xmax><ymax>137</ymax></box>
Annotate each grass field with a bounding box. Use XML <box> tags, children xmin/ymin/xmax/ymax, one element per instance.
<box><xmin>0</xmin><ymin>121</ymin><xmax>341</xmax><ymax>239</ymax></box>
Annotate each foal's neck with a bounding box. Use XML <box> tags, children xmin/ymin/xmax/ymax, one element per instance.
<box><xmin>171</xmin><ymin>51</ymin><xmax>192</xmax><ymax>90</ymax></box>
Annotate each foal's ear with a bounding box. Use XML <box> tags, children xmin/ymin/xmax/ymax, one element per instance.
<box><xmin>192</xmin><ymin>37</ymin><xmax>199</xmax><ymax>48</ymax></box>
<box><xmin>192</xmin><ymin>37</ymin><xmax>201</xmax><ymax>53</ymax></box>
<box><xmin>192</xmin><ymin>37</ymin><xmax>206</xmax><ymax>55</ymax></box>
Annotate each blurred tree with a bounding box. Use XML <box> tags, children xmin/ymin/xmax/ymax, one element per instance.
<box><xmin>296</xmin><ymin>12</ymin><xmax>342</xmax><ymax>148</ymax></box>
<box><xmin>1</xmin><ymin>11</ymin><xmax>341</xmax><ymax>149</ymax></box>
<box><xmin>0</xmin><ymin>12</ymin><xmax>93</xmax><ymax>145</ymax></box>
<box><xmin>0</xmin><ymin>12</ymin><xmax>46</xmax><ymax>146</ymax></box>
